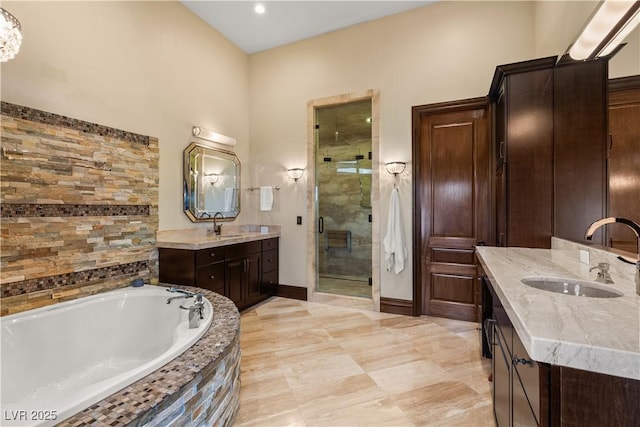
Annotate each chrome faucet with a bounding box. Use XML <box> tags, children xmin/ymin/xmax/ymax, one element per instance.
<box><xmin>585</xmin><ymin>217</ymin><xmax>640</xmax><ymax>296</ymax></box>
<box><xmin>209</xmin><ymin>211</ymin><xmax>224</xmax><ymax>236</ymax></box>
<box><xmin>180</xmin><ymin>294</ymin><xmax>205</xmax><ymax>329</ymax></box>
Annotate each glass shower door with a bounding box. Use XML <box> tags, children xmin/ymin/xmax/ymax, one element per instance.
<box><xmin>315</xmin><ymin>99</ymin><xmax>372</xmax><ymax>298</ymax></box>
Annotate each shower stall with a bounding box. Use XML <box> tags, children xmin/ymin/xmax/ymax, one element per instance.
<box><xmin>315</xmin><ymin>99</ymin><xmax>372</xmax><ymax>298</ymax></box>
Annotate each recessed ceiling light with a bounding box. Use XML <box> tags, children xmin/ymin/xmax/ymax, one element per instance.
<box><xmin>254</xmin><ymin>4</ymin><xmax>266</xmax><ymax>15</ymax></box>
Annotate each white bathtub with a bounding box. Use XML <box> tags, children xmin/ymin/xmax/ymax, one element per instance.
<box><xmin>0</xmin><ymin>285</ymin><xmax>213</xmax><ymax>426</ymax></box>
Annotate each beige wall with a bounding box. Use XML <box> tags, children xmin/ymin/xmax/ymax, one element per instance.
<box><xmin>248</xmin><ymin>1</ymin><xmax>537</xmax><ymax>298</ymax></box>
<box><xmin>2</xmin><ymin>1</ymin><xmax>637</xmax><ymax>303</ymax></box>
<box><xmin>534</xmin><ymin>0</ymin><xmax>640</xmax><ymax>78</ymax></box>
<box><xmin>0</xmin><ymin>1</ymin><xmax>250</xmax><ymax>232</ymax></box>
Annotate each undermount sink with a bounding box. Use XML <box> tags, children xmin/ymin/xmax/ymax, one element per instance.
<box><xmin>521</xmin><ymin>277</ymin><xmax>623</xmax><ymax>298</ymax></box>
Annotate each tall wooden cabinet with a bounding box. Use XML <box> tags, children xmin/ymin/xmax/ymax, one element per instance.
<box><xmin>490</xmin><ymin>57</ymin><xmax>555</xmax><ymax>248</ymax></box>
<box><xmin>489</xmin><ymin>57</ymin><xmax>609</xmax><ymax>248</ymax></box>
<box><xmin>553</xmin><ymin>59</ymin><xmax>609</xmax><ymax>246</ymax></box>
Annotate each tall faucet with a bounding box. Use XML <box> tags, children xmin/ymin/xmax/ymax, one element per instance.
<box><xmin>585</xmin><ymin>217</ymin><xmax>640</xmax><ymax>296</ymax></box>
<box><xmin>211</xmin><ymin>211</ymin><xmax>224</xmax><ymax>236</ymax></box>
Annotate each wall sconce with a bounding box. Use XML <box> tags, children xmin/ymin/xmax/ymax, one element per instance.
<box><xmin>192</xmin><ymin>126</ymin><xmax>237</xmax><ymax>146</ymax></box>
<box><xmin>569</xmin><ymin>0</ymin><xmax>640</xmax><ymax>60</ymax></box>
<box><xmin>287</xmin><ymin>168</ymin><xmax>305</xmax><ymax>181</ymax></box>
<box><xmin>385</xmin><ymin>161</ymin><xmax>406</xmax><ymax>176</ymax></box>
<box><xmin>204</xmin><ymin>173</ymin><xmax>221</xmax><ymax>185</ymax></box>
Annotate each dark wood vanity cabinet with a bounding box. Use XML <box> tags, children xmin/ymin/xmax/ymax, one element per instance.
<box><xmin>484</xmin><ymin>277</ymin><xmax>550</xmax><ymax>427</ymax></box>
<box><xmin>225</xmin><ymin>241</ymin><xmax>263</xmax><ymax>309</ymax></box>
<box><xmin>482</xmin><ymin>275</ymin><xmax>640</xmax><ymax>427</ymax></box>
<box><xmin>159</xmin><ymin>238</ymin><xmax>279</xmax><ymax>311</ymax></box>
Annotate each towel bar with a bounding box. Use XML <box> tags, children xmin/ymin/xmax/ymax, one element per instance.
<box><xmin>247</xmin><ymin>186</ymin><xmax>280</xmax><ymax>191</ymax></box>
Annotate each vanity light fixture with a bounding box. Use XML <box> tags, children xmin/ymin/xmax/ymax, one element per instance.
<box><xmin>569</xmin><ymin>0</ymin><xmax>640</xmax><ymax>60</ymax></box>
<box><xmin>192</xmin><ymin>126</ymin><xmax>237</xmax><ymax>146</ymax></box>
<box><xmin>287</xmin><ymin>168</ymin><xmax>305</xmax><ymax>182</ymax></box>
<box><xmin>0</xmin><ymin>8</ymin><xmax>22</xmax><ymax>62</ymax></box>
<box><xmin>385</xmin><ymin>161</ymin><xmax>406</xmax><ymax>176</ymax></box>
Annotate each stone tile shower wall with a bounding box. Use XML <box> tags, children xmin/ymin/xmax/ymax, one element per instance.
<box><xmin>0</xmin><ymin>102</ymin><xmax>159</xmax><ymax>316</ymax></box>
<box><xmin>317</xmin><ymin>139</ymin><xmax>372</xmax><ymax>278</ymax></box>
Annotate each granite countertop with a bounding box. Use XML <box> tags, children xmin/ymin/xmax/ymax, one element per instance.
<box><xmin>476</xmin><ymin>244</ymin><xmax>640</xmax><ymax>380</ymax></box>
<box><xmin>157</xmin><ymin>224</ymin><xmax>281</xmax><ymax>250</ymax></box>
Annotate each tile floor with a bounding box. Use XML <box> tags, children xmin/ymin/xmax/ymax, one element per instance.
<box><xmin>234</xmin><ymin>297</ymin><xmax>494</xmax><ymax>427</ymax></box>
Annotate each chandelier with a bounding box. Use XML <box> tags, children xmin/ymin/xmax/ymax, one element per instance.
<box><xmin>0</xmin><ymin>8</ymin><xmax>22</xmax><ymax>62</ymax></box>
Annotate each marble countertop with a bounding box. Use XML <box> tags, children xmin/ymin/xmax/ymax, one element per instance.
<box><xmin>476</xmin><ymin>244</ymin><xmax>640</xmax><ymax>380</ymax></box>
<box><xmin>157</xmin><ymin>224</ymin><xmax>281</xmax><ymax>250</ymax></box>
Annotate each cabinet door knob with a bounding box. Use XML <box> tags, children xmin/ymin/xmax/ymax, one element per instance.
<box><xmin>267</xmin><ymin>259</ymin><xmax>272</xmax><ymax>263</ymax></box>
<box><xmin>210</xmin><ymin>275</ymin><xmax>215</xmax><ymax>279</ymax></box>
<box><xmin>210</xmin><ymin>253</ymin><xmax>216</xmax><ymax>257</ymax></box>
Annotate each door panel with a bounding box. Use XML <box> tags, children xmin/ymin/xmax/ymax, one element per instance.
<box><xmin>431</xmin><ymin>274</ymin><xmax>475</xmax><ymax>304</ymax></box>
<box><xmin>432</xmin><ymin>123</ymin><xmax>475</xmax><ymax>237</ymax></box>
<box><xmin>413</xmin><ymin>98</ymin><xmax>490</xmax><ymax>321</ymax></box>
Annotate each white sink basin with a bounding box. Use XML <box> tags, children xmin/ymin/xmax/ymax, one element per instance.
<box><xmin>521</xmin><ymin>277</ymin><xmax>623</xmax><ymax>298</ymax></box>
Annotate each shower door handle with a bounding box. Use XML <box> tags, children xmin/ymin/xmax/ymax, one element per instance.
<box><xmin>319</xmin><ymin>216</ymin><xmax>324</xmax><ymax>234</ymax></box>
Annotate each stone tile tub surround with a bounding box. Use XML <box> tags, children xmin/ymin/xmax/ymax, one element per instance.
<box><xmin>0</xmin><ymin>102</ymin><xmax>159</xmax><ymax>316</ymax></box>
<box><xmin>476</xmin><ymin>239</ymin><xmax>639</xmax><ymax>381</ymax></box>
<box><xmin>56</xmin><ymin>286</ymin><xmax>240</xmax><ymax>427</ymax></box>
<box><xmin>2</xmin><ymin>286</ymin><xmax>213</xmax><ymax>426</ymax></box>
<box><xmin>156</xmin><ymin>224</ymin><xmax>281</xmax><ymax>250</ymax></box>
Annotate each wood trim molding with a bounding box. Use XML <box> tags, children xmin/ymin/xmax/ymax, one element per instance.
<box><xmin>276</xmin><ymin>284</ymin><xmax>308</xmax><ymax>301</ymax></box>
<box><xmin>380</xmin><ymin>297</ymin><xmax>413</xmax><ymax>316</ymax></box>
<box><xmin>608</xmin><ymin>75</ymin><xmax>640</xmax><ymax>92</ymax></box>
<box><xmin>488</xmin><ymin>56</ymin><xmax>557</xmax><ymax>101</ymax></box>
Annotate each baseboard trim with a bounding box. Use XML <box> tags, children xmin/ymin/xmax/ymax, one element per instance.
<box><xmin>276</xmin><ymin>284</ymin><xmax>308</xmax><ymax>301</ymax></box>
<box><xmin>380</xmin><ymin>297</ymin><xmax>413</xmax><ymax>316</ymax></box>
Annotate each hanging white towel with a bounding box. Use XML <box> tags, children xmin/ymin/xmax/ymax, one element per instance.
<box><xmin>260</xmin><ymin>186</ymin><xmax>273</xmax><ymax>211</ymax></box>
<box><xmin>383</xmin><ymin>187</ymin><xmax>408</xmax><ymax>275</ymax></box>
<box><xmin>223</xmin><ymin>188</ymin><xmax>235</xmax><ymax>212</ymax></box>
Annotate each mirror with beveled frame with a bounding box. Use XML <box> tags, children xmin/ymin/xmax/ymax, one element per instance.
<box><xmin>183</xmin><ymin>141</ymin><xmax>240</xmax><ymax>222</ymax></box>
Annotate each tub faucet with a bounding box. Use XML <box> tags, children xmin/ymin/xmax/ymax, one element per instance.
<box><xmin>166</xmin><ymin>287</ymin><xmax>197</xmax><ymax>304</ymax></box>
<box><xmin>585</xmin><ymin>217</ymin><xmax>640</xmax><ymax>296</ymax></box>
<box><xmin>180</xmin><ymin>294</ymin><xmax>205</xmax><ymax>329</ymax></box>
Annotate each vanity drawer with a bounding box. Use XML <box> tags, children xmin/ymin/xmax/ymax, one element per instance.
<box><xmin>196</xmin><ymin>262</ymin><xmax>225</xmax><ymax>294</ymax></box>
<box><xmin>512</xmin><ymin>330</ymin><xmax>540</xmax><ymax>421</ymax></box>
<box><xmin>262</xmin><ymin>249</ymin><xmax>278</xmax><ymax>273</ymax></box>
<box><xmin>262</xmin><ymin>238</ymin><xmax>279</xmax><ymax>251</ymax></box>
<box><xmin>226</xmin><ymin>241</ymin><xmax>262</xmax><ymax>259</ymax></box>
<box><xmin>196</xmin><ymin>247</ymin><xmax>225</xmax><ymax>266</ymax></box>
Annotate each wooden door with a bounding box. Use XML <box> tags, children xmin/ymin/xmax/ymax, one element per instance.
<box><xmin>608</xmin><ymin>76</ymin><xmax>640</xmax><ymax>252</ymax></box>
<box><xmin>413</xmin><ymin>98</ymin><xmax>491</xmax><ymax>321</ymax></box>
